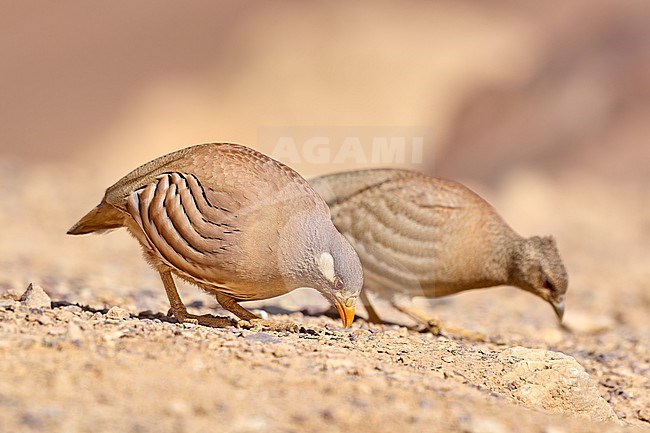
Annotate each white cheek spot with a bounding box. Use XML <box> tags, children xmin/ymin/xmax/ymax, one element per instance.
<box><xmin>317</xmin><ymin>252</ymin><xmax>336</xmax><ymax>283</ymax></box>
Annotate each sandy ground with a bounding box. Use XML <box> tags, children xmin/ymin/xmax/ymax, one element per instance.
<box><xmin>0</xmin><ymin>160</ymin><xmax>649</xmax><ymax>433</ymax></box>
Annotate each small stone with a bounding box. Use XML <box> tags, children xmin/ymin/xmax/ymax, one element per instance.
<box><xmin>0</xmin><ymin>299</ymin><xmax>15</xmax><ymax>309</ymax></box>
<box><xmin>106</xmin><ymin>306</ymin><xmax>130</xmax><ymax>320</ymax></box>
<box><xmin>271</xmin><ymin>347</ymin><xmax>290</xmax><ymax>358</ymax></box>
<box><xmin>48</xmin><ymin>327</ymin><xmax>68</xmax><ymax>336</ymax></box>
<box><xmin>19</xmin><ymin>284</ymin><xmax>51</xmax><ymax>309</ymax></box>
<box><xmin>252</xmin><ymin>309</ymin><xmax>269</xmax><ymax>320</ymax></box>
<box><xmin>61</xmin><ymin>305</ymin><xmax>83</xmax><ymax>314</ymax></box>
<box><xmin>103</xmin><ymin>330</ymin><xmax>126</xmax><ymax>341</ymax></box>
<box><xmin>638</xmin><ymin>408</ymin><xmax>650</xmax><ymax>423</ymax></box>
<box><xmin>36</xmin><ymin>315</ymin><xmax>53</xmax><ymax>326</ymax></box>
<box><xmin>349</xmin><ymin>329</ymin><xmax>371</xmax><ymax>339</ymax></box>
<box><xmin>244</xmin><ymin>332</ymin><xmax>282</xmax><ymax>344</ymax></box>
<box><xmin>498</xmin><ymin>346</ymin><xmax>618</xmax><ymax>422</ymax></box>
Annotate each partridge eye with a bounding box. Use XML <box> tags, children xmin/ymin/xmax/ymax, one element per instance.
<box><xmin>335</xmin><ymin>279</ymin><xmax>344</xmax><ymax>290</ymax></box>
<box><xmin>542</xmin><ymin>275</ymin><xmax>555</xmax><ymax>292</ymax></box>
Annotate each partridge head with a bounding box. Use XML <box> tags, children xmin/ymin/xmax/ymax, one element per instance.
<box><xmin>511</xmin><ymin>235</ymin><xmax>568</xmax><ymax>319</ymax></box>
<box><xmin>68</xmin><ymin>143</ymin><xmax>362</xmax><ymax>328</ymax></box>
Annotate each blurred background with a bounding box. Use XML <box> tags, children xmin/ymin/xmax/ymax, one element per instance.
<box><xmin>2</xmin><ymin>0</ymin><xmax>649</xmax><ymax>179</ymax></box>
<box><xmin>1</xmin><ymin>1</ymin><xmax>649</xmax><ymax>333</ymax></box>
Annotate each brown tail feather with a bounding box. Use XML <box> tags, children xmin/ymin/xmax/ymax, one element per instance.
<box><xmin>67</xmin><ymin>202</ymin><xmax>126</xmax><ymax>235</ymax></box>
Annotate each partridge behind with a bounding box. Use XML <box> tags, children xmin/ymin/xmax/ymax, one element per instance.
<box><xmin>68</xmin><ymin>143</ymin><xmax>362</xmax><ymax>328</ymax></box>
<box><xmin>310</xmin><ymin>169</ymin><xmax>568</xmax><ymax>323</ymax></box>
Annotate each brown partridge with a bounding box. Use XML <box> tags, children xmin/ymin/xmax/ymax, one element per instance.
<box><xmin>68</xmin><ymin>143</ymin><xmax>362</xmax><ymax>329</ymax></box>
<box><xmin>310</xmin><ymin>169</ymin><xmax>568</xmax><ymax>329</ymax></box>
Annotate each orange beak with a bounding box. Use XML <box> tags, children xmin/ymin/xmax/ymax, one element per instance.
<box><xmin>334</xmin><ymin>298</ymin><xmax>356</xmax><ymax>328</ymax></box>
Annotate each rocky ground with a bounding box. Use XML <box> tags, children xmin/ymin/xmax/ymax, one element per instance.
<box><xmin>0</xmin><ymin>161</ymin><xmax>649</xmax><ymax>433</ymax></box>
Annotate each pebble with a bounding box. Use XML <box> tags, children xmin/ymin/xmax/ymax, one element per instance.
<box><xmin>0</xmin><ymin>299</ymin><xmax>15</xmax><ymax>309</ymax></box>
<box><xmin>106</xmin><ymin>306</ymin><xmax>131</xmax><ymax>320</ymax></box>
<box><xmin>498</xmin><ymin>347</ymin><xmax>619</xmax><ymax>422</ymax></box>
<box><xmin>103</xmin><ymin>330</ymin><xmax>126</xmax><ymax>341</ymax></box>
<box><xmin>253</xmin><ymin>309</ymin><xmax>269</xmax><ymax>320</ymax></box>
<box><xmin>48</xmin><ymin>327</ymin><xmax>68</xmax><ymax>336</ymax></box>
<box><xmin>271</xmin><ymin>346</ymin><xmax>292</xmax><ymax>358</ymax></box>
<box><xmin>245</xmin><ymin>332</ymin><xmax>282</xmax><ymax>344</ymax></box>
<box><xmin>638</xmin><ymin>408</ymin><xmax>650</xmax><ymax>423</ymax></box>
<box><xmin>19</xmin><ymin>284</ymin><xmax>51</xmax><ymax>309</ymax></box>
<box><xmin>61</xmin><ymin>305</ymin><xmax>82</xmax><ymax>313</ymax></box>
<box><xmin>26</xmin><ymin>314</ymin><xmax>53</xmax><ymax>326</ymax></box>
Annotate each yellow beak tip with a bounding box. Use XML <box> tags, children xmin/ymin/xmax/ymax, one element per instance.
<box><xmin>335</xmin><ymin>303</ymin><xmax>355</xmax><ymax>328</ymax></box>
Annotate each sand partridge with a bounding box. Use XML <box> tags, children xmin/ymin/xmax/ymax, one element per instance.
<box><xmin>68</xmin><ymin>143</ymin><xmax>362</xmax><ymax>329</ymax></box>
<box><xmin>310</xmin><ymin>169</ymin><xmax>568</xmax><ymax>329</ymax></box>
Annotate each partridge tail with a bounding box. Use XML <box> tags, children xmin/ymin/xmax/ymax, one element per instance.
<box><xmin>67</xmin><ymin>202</ymin><xmax>126</xmax><ymax>235</ymax></box>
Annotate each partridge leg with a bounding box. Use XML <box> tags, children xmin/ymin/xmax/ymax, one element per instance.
<box><xmin>214</xmin><ymin>291</ymin><xmax>259</xmax><ymax>321</ymax></box>
<box><xmin>360</xmin><ymin>291</ymin><xmax>383</xmax><ymax>324</ymax></box>
<box><xmin>392</xmin><ymin>303</ymin><xmax>486</xmax><ymax>341</ymax></box>
<box><xmin>215</xmin><ymin>292</ymin><xmax>299</xmax><ymax>332</ymax></box>
<box><xmin>393</xmin><ymin>304</ymin><xmax>443</xmax><ymax>334</ymax></box>
<box><xmin>159</xmin><ymin>270</ymin><xmax>234</xmax><ymax>328</ymax></box>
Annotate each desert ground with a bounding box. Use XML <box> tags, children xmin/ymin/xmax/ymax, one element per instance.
<box><xmin>0</xmin><ymin>160</ymin><xmax>648</xmax><ymax>433</ymax></box>
<box><xmin>2</xmin><ymin>2</ymin><xmax>650</xmax><ymax>432</ymax></box>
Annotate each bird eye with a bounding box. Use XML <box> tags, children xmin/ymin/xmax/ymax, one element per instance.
<box><xmin>334</xmin><ymin>279</ymin><xmax>344</xmax><ymax>290</ymax></box>
<box><xmin>542</xmin><ymin>275</ymin><xmax>555</xmax><ymax>292</ymax></box>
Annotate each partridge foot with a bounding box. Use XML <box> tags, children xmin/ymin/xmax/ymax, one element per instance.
<box><xmin>419</xmin><ymin>317</ymin><xmax>444</xmax><ymax>336</ymax></box>
<box><xmin>237</xmin><ymin>319</ymin><xmax>300</xmax><ymax>333</ymax></box>
<box><xmin>394</xmin><ymin>305</ymin><xmax>487</xmax><ymax>341</ymax></box>
<box><xmin>168</xmin><ymin>308</ymin><xmax>235</xmax><ymax>328</ymax></box>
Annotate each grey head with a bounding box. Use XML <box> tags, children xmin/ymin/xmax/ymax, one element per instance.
<box><xmin>278</xmin><ymin>210</ymin><xmax>363</xmax><ymax>327</ymax></box>
<box><xmin>510</xmin><ymin>236</ymin><xmax>569</xmax><ymax>321</ymax></box>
